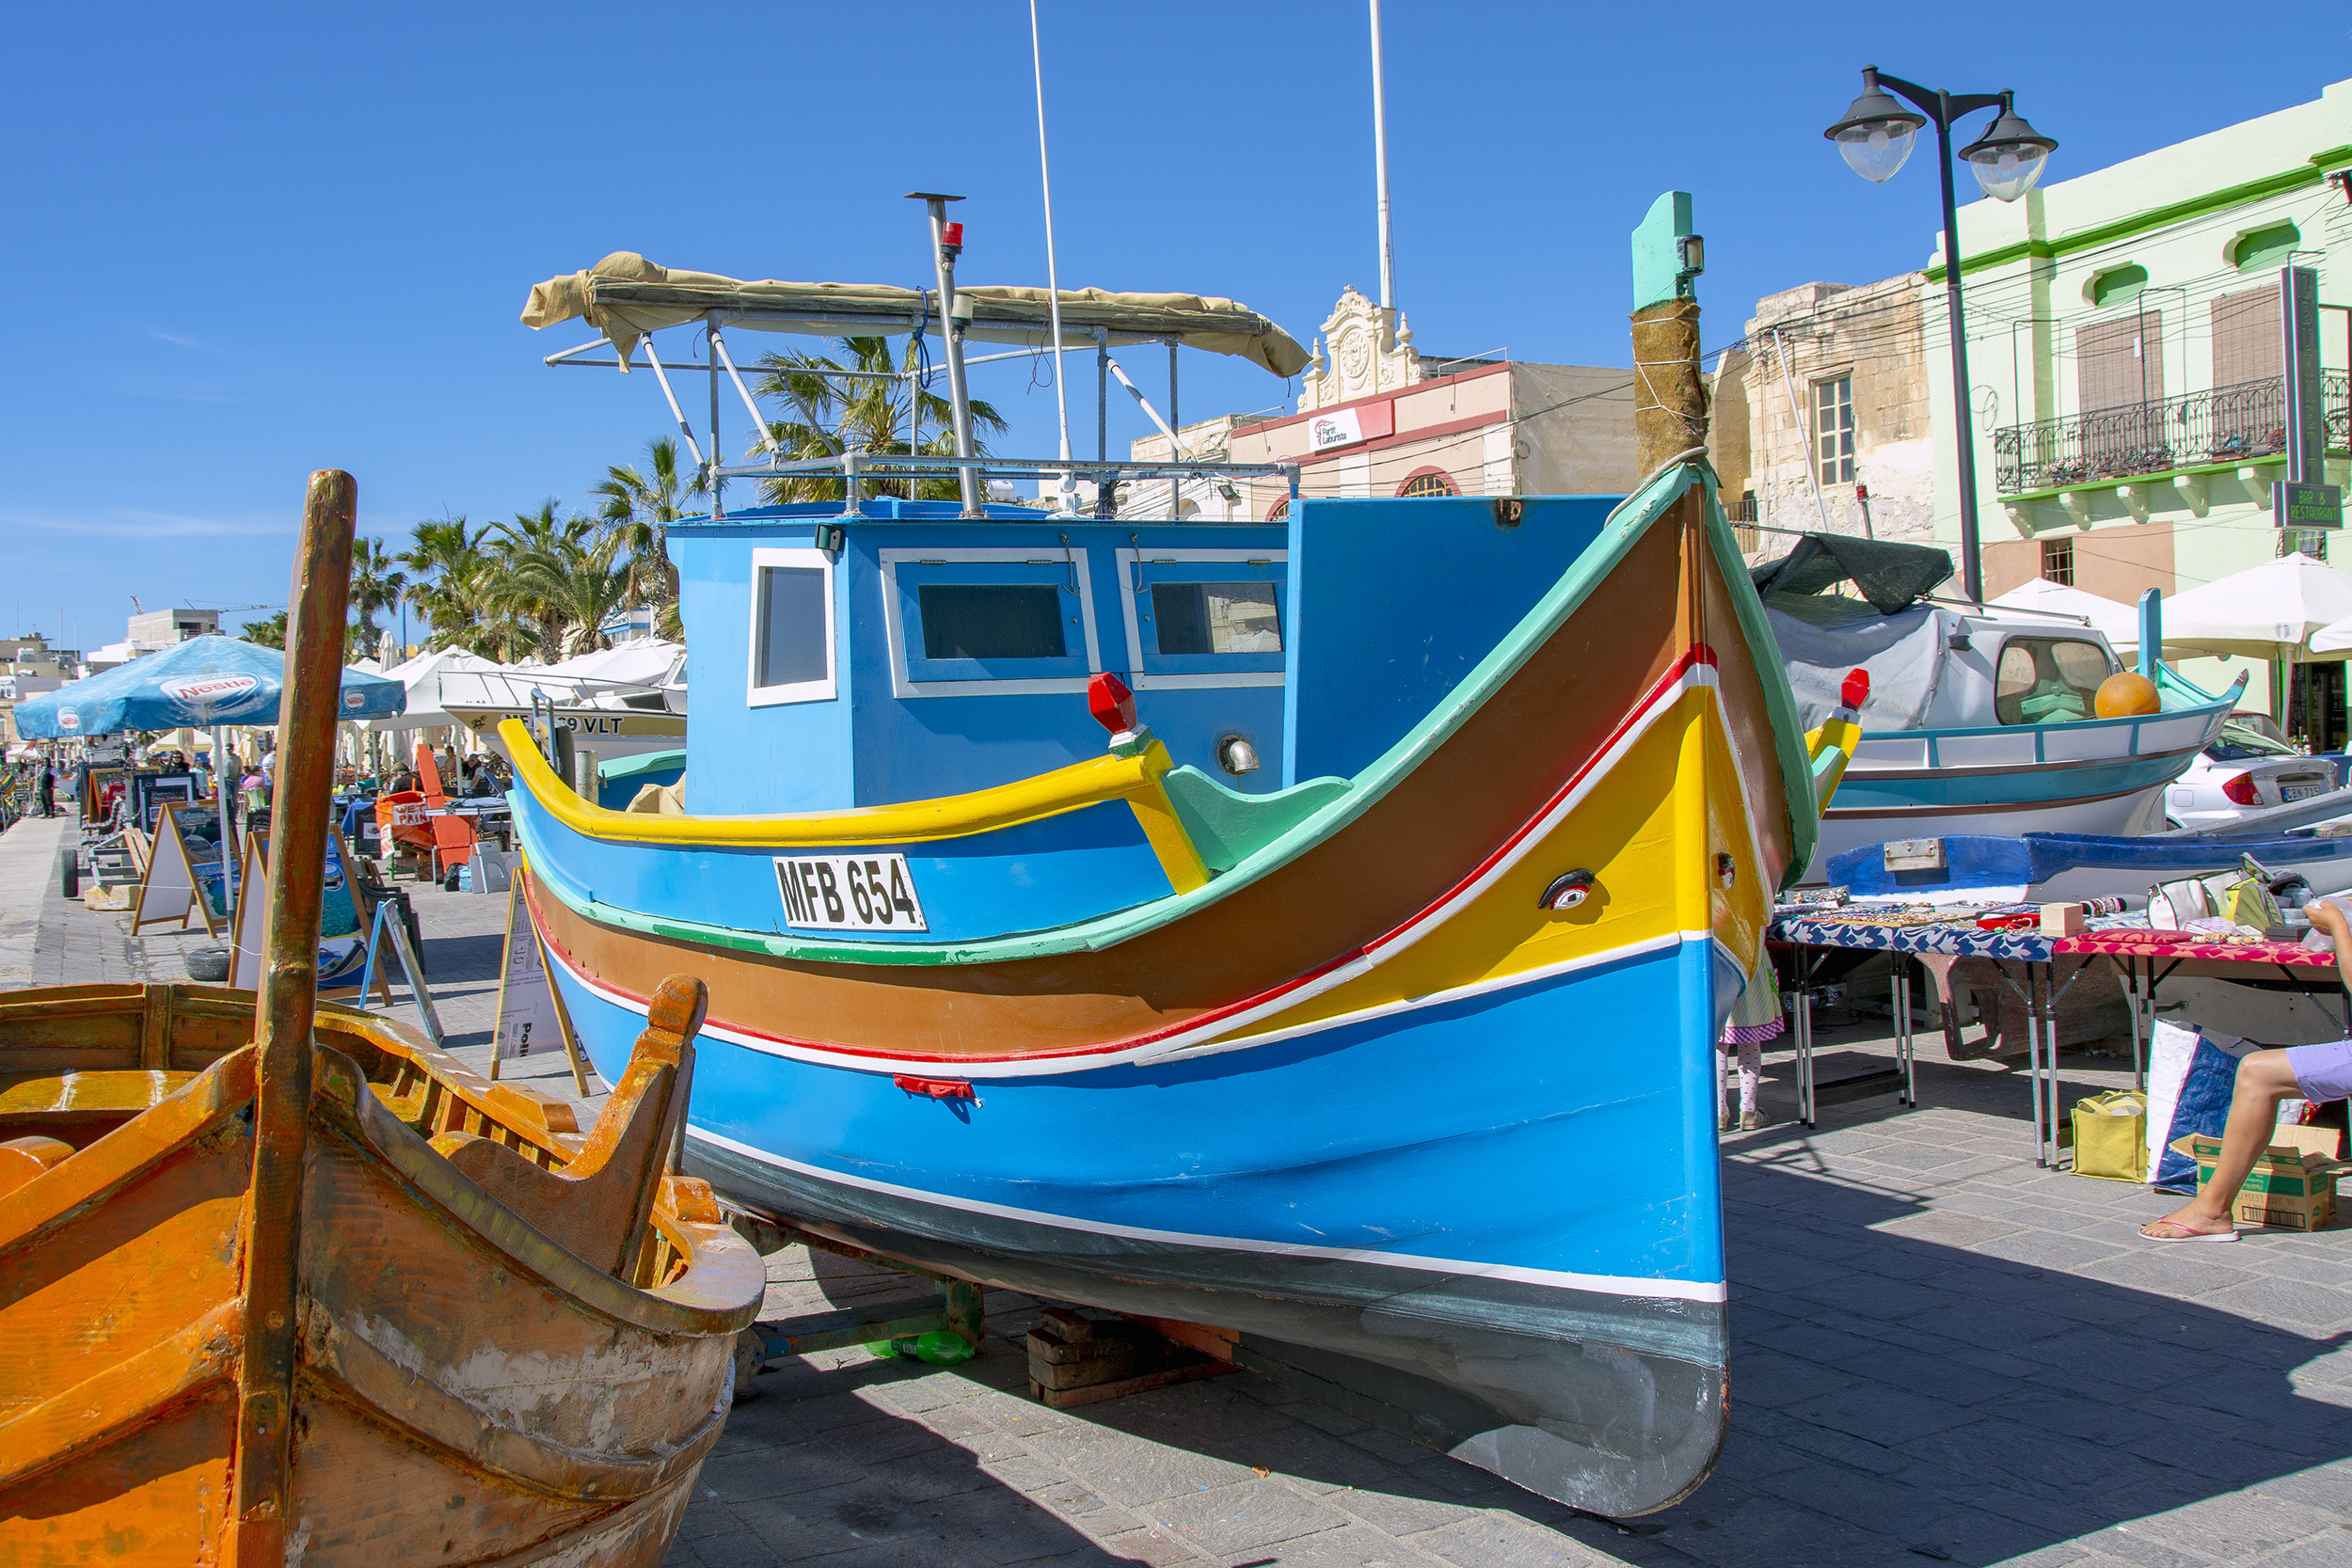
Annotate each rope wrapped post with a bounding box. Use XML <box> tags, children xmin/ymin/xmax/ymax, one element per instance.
<box><xmin>230</xmin><ymin>468</ymin><xmax>356</xmax><ymax>1568</ymax></box>
<box><xmin>1629</xmin><ymin>191</ymin><xmax>1708</xmax><ymax>477</ymax></box>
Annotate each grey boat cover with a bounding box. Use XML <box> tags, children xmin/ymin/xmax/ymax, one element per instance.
<box><xmin>1766</xmin><ymin>599</ymin><xmax>1951</xmax><ymax>733</ymax></box>
<box><xmin>523</xmin><ymin>252</ymin><xmax>1311</xmax><ymax>377</ymax></box>
<box><xmin>1754</xmin><ymin>532</ymin><xmax>1961</xmax><ymax>730</ymax></box>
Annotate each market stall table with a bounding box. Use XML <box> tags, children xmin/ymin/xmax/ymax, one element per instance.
<box><xmin>1771</xmin><ymin>907</ymin><xmax>2352</xmax><ymax>1167</ymax></box>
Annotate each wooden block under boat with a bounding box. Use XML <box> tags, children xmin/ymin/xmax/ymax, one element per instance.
<box><xmin>0</xmin><ymin>978</ymin><xmax>767</xmax><ymax>1568</ymax></box>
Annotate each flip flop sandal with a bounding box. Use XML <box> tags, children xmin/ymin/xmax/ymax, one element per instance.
<box><xmin>2138</xmin><ymin>1219</ymin><xmax>2238</xmax><ymax>1243</ymax></box>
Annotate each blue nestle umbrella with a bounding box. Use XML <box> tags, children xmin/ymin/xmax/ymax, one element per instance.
<box><xmin>12</xmin><ymin>633</ymin><xmax>405</xmax><ymax>738</ymax></box>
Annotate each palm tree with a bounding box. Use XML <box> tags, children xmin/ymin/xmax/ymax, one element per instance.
<box><xmin>241</xmin><ymin>611</ymin><xmax>287</xmax><ymax>650</ymax></box>
<box><xmin>754</xmin><ymin>336</ymin><xmax>1006</xmax><ymax>506</ymax></box>
<box><xmin>503</xmin><ymin>527</ymin><xmax>636</xmax><ymax>659</ymax></box>
<box><xmin>399</xmin><ymin>516</ymin><xmax>485</xmax><ymax>649</ymax></box>
<box><xmin>403</xmin><ymin>515</ymin><xmax>544</xmax><ymax>662</ymax></box>
<box><xmin>591</xmin><ymin>437</ymin><xmax>702</xmax><ymax>640</ymax></box>
<box><xmin>487</xmin><ymin>502</ymin><xmax>602</xmax><ymax>661</ymax></box>
<box><xmin>348</xmin><ymin>537</ymin><xmax>408</xmax><ymax>649</ymax></box>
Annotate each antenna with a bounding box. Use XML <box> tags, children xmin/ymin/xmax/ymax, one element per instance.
<box><xmin>1029</xmin><ymin>0</ymin><xmax>1076</xmax><ymax>508</ymax></box>
<box><xmin>1369</xmin><ymin>0</ymin><xmax>1394</xmax><ymax>310</ymax></box>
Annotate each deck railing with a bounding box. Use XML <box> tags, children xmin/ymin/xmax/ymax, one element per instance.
<box><xmin>1993</xmin><ymin>371</ymin><xmax>2351</xmax><ymax>495</ymax></box>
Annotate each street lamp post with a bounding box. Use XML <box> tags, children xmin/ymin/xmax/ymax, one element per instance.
<box><xmin>1826</xmin><ymin>67</ymin><xmax>2057</xmax><ymax>604</ymax></box>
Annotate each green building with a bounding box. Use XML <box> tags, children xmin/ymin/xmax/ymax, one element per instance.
<box><xmin>1929</xmin><ymin>77</ymin><xmax>2350</xmax><ymax>735</ymax></box>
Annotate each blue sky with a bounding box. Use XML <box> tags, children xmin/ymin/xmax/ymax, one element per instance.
<box><xmin>5</xmin><ymin>3</ymin><xmax>2345</xmax><ymax>651</ymax></box>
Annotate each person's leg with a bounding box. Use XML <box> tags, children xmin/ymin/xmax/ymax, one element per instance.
<box><xmin>1738</xmin><ymin>1041</ymin><xmax>1762</xmax><ymax>1129</ymax></box>
<box><xmin>2144</xmin><ymin>1050</ymin><xmax>2303</xmax><ymax>1238</ymax></box>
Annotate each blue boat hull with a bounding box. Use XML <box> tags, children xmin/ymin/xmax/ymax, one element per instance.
<box><xmin>1828</xmin><ymin>830</ymin><xmax>2352</xmax><ymax>903</ymax></box>
<box><xmin>547</xmin><ymin>928</ymin><xmax>1742</xmax><ymax>1517</ymax></box>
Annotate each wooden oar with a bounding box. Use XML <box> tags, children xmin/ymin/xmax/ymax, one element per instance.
<box><xmin>229</xmin><ymin>470</ymin><xmax>356</xmax><ymax>1568</ymax></box>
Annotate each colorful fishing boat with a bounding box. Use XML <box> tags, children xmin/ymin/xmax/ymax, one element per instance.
<box><xmin>1757</xmin><ymin>533</ymin><xmax>2243</xmax><ymax>872</ymax></box>
<box><xmin>0</xmin><ymin>472</ymin><xmax>764</xmax><ymax>1568</ymax></box>
<box><xmin>498</xmin><ymin>273</ymin><xmax>1854</xmax><ymax>1511</ymax></box>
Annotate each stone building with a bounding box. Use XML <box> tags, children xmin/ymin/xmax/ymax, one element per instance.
<box><xmin>1122</xmin><ymin>285</ymin><xmax>1636</xmax><ymax>520</ymax></box>
<box><xmin>1708</xmin><ymin>272</ymin><xmax>1935</xmax><ymax>547</ymax></box>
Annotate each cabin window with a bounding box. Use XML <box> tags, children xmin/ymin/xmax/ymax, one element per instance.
<box><xmin>882</xmin><ymin>547</ymin><xmax>1101</xmax><ymax>697</ymax></box>
<box><xmin>1994</xmin><ymin>637</ymin><xmax>2115</xmax><ymax>726</ymax></box>
<box><xmin>918</xmin><ymin>584</ymin><xmax>1068</xmax><ymax>660</ymax></box>
<box><xmin>1150</xmin><ymin>582</ymin><xmax>1282</xmax><ymax>656</ymax></box>
<box><xmin>1118</xmin><ymin>548</ymin><xmax>1288</xmax><ymax>689</ymax></box>
<box><xmin>745</xmin><ymin>547</ymin><xmax>836</xmax><ymax>706</ymax></box>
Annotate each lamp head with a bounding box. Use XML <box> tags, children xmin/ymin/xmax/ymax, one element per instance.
<box><xmin>1960</xmin><ymin>93</ymin><xmax>2058</xmax><ymax>202</ymax></box>
<box><xmin>1825</xmin><ymin>66</ymin><xmax>1926</xmax><ymax>183</ymax></box>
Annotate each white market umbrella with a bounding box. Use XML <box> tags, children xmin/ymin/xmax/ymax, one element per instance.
<box><xmin>2161</xmin><ymin>553</ymin><xmax>2352</xmax><ymax>664</ymax></box>
<box><xmin>365</xmin><ymin>648</ymin><xmax>507</xmax><ymax>733</ymax></box>
<box><xmin>1988</xmin><ymin>578</ymin><xmax>2141</xmax><ymax>650</ymax></box>
<box><xmin>2305</xmin><ymin>611</ymin><xmax>2352</xmax><ymax>655</ymax></box>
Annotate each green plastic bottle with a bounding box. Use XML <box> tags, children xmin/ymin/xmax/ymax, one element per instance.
<box><xmin>864</xmin><ymin>1331</ymin><xmax>976</xmax><ymax>1366</ymax></box>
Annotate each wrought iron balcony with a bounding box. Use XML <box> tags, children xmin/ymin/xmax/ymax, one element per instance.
<box><xmin>1993</xmin><ymin>371</ymin><xmax>2351</xmax><ymax>496</ymax></box>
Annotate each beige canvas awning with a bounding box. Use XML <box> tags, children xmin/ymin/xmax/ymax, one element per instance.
<box><xmin>522</xmin><ymin>251</ymin><xmax>1311</xmax><ymax>377</ymax></box>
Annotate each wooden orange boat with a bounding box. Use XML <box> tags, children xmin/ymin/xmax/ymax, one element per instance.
<box><xmin>0</xmin><ymin>976</ymin><xmax>765</xmax><ymax>1568</ymax></box>
<box><xmin>0</xmin><ymin>470</ymin><xmax>764</xmax><ymax>1568</ymax></box>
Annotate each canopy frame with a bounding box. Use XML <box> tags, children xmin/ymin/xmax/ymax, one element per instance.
<box><xmin>526</xmin><ymin>250</ymin><xmax>1309</xmax><ymax>522</ymax></box>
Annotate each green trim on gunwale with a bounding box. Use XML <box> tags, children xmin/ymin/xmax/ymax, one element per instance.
<box><xmin>516</xmin><ymin>462</ymin><xmax>1820</xmax><ymax>966</ymax></box>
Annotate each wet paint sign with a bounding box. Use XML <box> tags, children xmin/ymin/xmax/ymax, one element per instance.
<box><xmin>775</xmin><ymin>853</ymin><xmax>928</xmax><ymax>932</ymax></box>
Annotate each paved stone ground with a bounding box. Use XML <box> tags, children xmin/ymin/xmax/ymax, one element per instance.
<box><xmin>12</xmin><ymin>813</ymin><xmax>2352</xmax><ymax>1565</ymax></box>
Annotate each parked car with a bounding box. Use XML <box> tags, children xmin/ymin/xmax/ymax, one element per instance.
<box><xmin>2166</xmin><ymin>718</ymin><xmax>2338</xmax><ymax>829</ymax></box>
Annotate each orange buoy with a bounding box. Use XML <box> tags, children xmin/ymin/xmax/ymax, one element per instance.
<box><xmin>2095</xmin><ymin>671</ymin><xmax>2161</xmax><ymax>718</ymax></box>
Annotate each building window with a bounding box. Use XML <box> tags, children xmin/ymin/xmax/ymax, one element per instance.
<box><xmin>2211</xmin><ymin>286</ymin><xmax>2282</xmax><ymax>389</ymax></box>
<box><xmin>1396</xmin><ymin>467</ymin><xmax>1457</xmax><ymax>498</ymax></box>
<box><xmin>2041</xmin><ymin>535</ymin><xmax>2074</xmax><ymax>586</ymax></box>
<box><xmin>1265</xmin><ymin>497</ymin><xmax>1291</xmax><ymax>524</ymax></box>
<box><xmin>1814</xmin><ymin>375</ymin><xmax>1855</xmax><ymax>485</ymax></box>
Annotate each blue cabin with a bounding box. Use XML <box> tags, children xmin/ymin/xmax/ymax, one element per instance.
<box><xmin>670</xmin><ymin>493</ymin><xmax>1628</xmax><ymax>816</ymax></box>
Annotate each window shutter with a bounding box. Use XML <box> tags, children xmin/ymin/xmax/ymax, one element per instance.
<box><xmin>2211</xmin><ymin>287</ymin><xmax>2281</xmax><ymax>389</ymax></box>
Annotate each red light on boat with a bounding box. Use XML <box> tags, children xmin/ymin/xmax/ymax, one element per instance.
<box><xmin>1839</xmin><ymin>669</ymin><xmax>1870</xmax><ymax>711</ymax></box>
<box><xmin>941</xmin><ymin>221</ymin><xmax>964</xmax><ymax>250</ymax></box>
<box><xmin>1088</xmin><ymin>673</ymin><xmax>1136</xmax><ymax>734</ymax></box>
<box><xmin>2222</xmin><ymin>771</ymin><xmax>2259</xmax><ymax>806</ymax></box>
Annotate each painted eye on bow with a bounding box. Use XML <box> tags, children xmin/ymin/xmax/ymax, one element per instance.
<box><xmin>1540</xmin><ymin>870</ymin><xmax>1597</xmax><ymax>911</ymax></box>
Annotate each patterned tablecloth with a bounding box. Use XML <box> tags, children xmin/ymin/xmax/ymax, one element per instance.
<box><xmin>2052</xmin><ymin>931</ymin><xmax>2339</xmax><ymax>969</ymax></box>
<box><xmin>1769</xmin><ymin>913</ymin><xmax>2055</xmax><ymax>961</ymax></box>
<box><xmin>1771</xmin><ymin>913</ymin><xmax>2341</xmax><ymax>971</ymax></box>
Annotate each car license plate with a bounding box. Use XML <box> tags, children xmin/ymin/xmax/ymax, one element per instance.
<box><xmin>775</xmin><ymin>852</ymin><xmax>928</xmax><ymax>931</ymax></box>
<box><xmin>2284</xmin><ymin>784</ymin><xmax>2325</xmax><ymax>801</ymax></box>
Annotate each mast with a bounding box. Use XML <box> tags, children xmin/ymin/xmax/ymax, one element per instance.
<box><xmin>1370</xmin><ymin>0</ymin><xmax>1394</xmax><ymax>311</ymax></box>
<box><xmin>230</xmin><ymin>468</ymin><xmax>356</xmax><ymax>1568</ymax></box>
<box><xmin>1030</xmin><ymin>0</ymin><xmax>1077</xmax><ymax>513</ymax></box>
<box><xmin>907</xmin><ymin>193</ymin><xmax>983</xmax><ymax>516</ymax></box>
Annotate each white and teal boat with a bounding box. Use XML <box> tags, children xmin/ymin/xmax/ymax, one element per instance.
<box><xmin>1759</xmin><ymin>533</ymin><xmax>2241</xmax><ymax>874</ymax></box>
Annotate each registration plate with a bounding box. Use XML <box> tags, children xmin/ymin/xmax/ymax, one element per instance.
<box><xmin>2283</xmin><ymin>784</ymin><xmax>2326</xmax><ymax>801</ymax></box>
<box><xmin>775</xmin><ymin>853</ymin><xmax>929</xmax><ymax>932</ymax></box>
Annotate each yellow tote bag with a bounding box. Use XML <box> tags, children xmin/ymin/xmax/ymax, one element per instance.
<box><xmin>2071</xmin><ymin>1090</ymin><xmax>2149</xmax><ymax>1182</ymax></box>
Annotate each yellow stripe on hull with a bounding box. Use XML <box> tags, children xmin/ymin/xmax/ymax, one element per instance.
<box><xmin>1210</xmin><ymin>688</ymin><xmax>1768</xmax><ymax>1044</ymax></box>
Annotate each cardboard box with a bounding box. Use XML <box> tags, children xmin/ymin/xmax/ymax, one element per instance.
<box><xmin>2170</xmin><ymin>1126</ymin><xmax>2344</xmax><ymax>1231</ymax></box>
<box><xmin>2039</xmin><ymin>902</ymin><xmax>2086</xmax><ymax>936</ymax></box>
